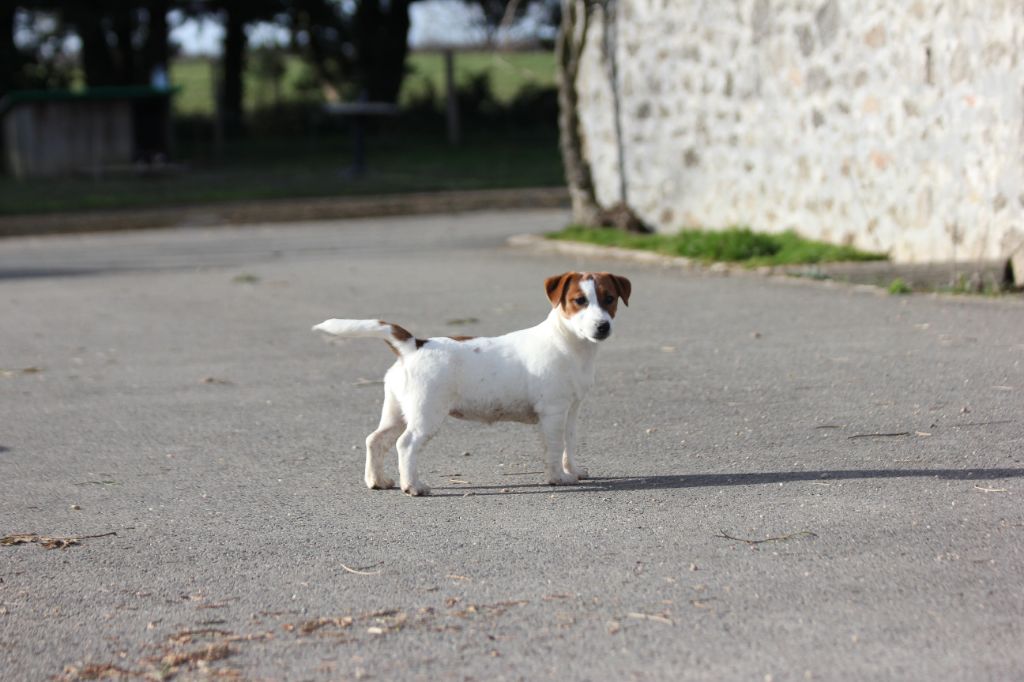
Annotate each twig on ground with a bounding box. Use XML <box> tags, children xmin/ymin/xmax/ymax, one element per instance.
<box><xmin>955</xmin><ymin>420</ymin><xmax>1015</xmax><ymax>428</ymax></box>
<box><xmin>626</xmin><ymin>612</ymin><xmax>673</xmax><ymax>625</ymax></box>
<box><xmin>73</xmin><ymin>532</ymin><xmax>119</xmax><ymax>540</ymax></box>
<box><xmin>60</xmin><ymin>663</ymin><xmax>139</xmax><ymax>679</ymax></box>
<box><xmin>294</xmin><ymin>616</ymin><xmax>354</xmax><ymax>635</ymax></box>
<box><xmin>167</xmin><ymin>628</ymin><xmax>232</xmax><ymax>645</ymax></box>
<box><xmin>158</xmin><ymin>643</ymin><xmax>234</xmax><ymax>668</ymax></box>
<box><xmin>973</xmin><ymin>484</ymin><xmax>1009</xmax><ymax>493</ymax></box>
<box><xmin>715</xmin><ymin>530</ymin><xmax>817</xmax><ymax>545</ymax></box>
<box><xmin>1</xmin><ymin>531</ymin><xmax>117</xmax><ymax>549</ymax></box>
<box><xmin>500</xmin><ymin>471</ymin><xmax>545</xmax><ymax>476</ymax></box>
<box><xmin>847</xmin><ymin>432</ymin><xmax>910</xmax><ymax>439</ymax></box>
<box><xmin>340</xmin><ymin>563</ymin><xmax>382</xmax><ymax>576</ymax></box>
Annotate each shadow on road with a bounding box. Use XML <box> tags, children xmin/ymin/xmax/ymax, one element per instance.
<box><xmin>0</xmin><ymin>267</ymin><xmax>105</xmax><ymax>280</ymax></box>
<box><xmin>431</xmin><ymin>467</ymin><xmax>1024</xmax><ymax>496</ymax></box>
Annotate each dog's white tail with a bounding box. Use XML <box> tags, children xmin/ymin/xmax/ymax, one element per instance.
<box><xmin>312</xmin><ymin>318</ymin><xmax>419</xmax><ymax>356</ymax></box>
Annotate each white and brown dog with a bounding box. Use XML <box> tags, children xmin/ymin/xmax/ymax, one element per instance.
<box><xmin>313</xmin><ymin>271</ymin><xmax>631</xmax><ymax>496</ymax></box>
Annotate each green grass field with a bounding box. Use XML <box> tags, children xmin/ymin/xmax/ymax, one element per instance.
<box><xmin>0</xmin><ymin>50</ymin><xmax>561</xmax><ymax>216</ymax></box>
<box><xmin>0</xmin><ymin>129</ymin><xmax>563</xmax><ymax>215</ymax></box>
<box><xmin>401</xmin><ymin>51</ymin><xmax>556</xmax><ymax>104</ymax></box>
<box><xmin>547</xmin><ymin>225</ymin><xmax>888</xmax><ymax>267</ymax></box>
<box><xmin>170</xmin><ymin>50</ymin><xmax>556</xmax><ymax>116</ymax></box>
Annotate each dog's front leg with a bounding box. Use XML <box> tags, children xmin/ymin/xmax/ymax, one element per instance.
<box><xmin>396</xmin><ymin>428</ymin><xmax>433</xmax><ymax>496</ymax></box>
<box><xmin>561</xmin><ymin>399</ymin><xmax>589</xmax><ymax>479</ymax></box>
<box><xmin>540</xmin><ymin>408</ymin><xmax>579</xmax><ymax>486</ymax></box>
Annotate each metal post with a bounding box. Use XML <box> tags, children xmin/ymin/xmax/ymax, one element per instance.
<box><xmin>213</xmin><ymin>68</ymin><xmax>224</xmax><ymax>163</ymax></box>
<box><xmin>351</xmin><ymin>90</ymin><xmax>368</xmax><ymax>176</ymax></box>
<box><xmin>351</xmin><ymin>117</ymin><xmax>366</xmax><ymax>176</ymax></box>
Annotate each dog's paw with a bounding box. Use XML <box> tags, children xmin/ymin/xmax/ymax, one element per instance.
<box><xmin>366</xmin><ymin>476</ymin><xmax>395</xmax><ymax>490</ymax></box>
<box><xmin>547</xmin><ymin>471</ymin><xmax>579</xmax><ymax>486</ymax></box>
<box><xmin>401</xmin><ymin>481</ymin><xmax>431</xmax><ymax>497</ymax></box>
<box><xmin>567</xmin><ymin>466</ymin><xmax>589</xmax><ymax>480</ymax></box>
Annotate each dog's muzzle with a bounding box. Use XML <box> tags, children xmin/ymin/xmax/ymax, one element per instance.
<box><xmin>593</xmin><ymin>321</ymin><xmax>611</xmax><ymax>340</ymax></box>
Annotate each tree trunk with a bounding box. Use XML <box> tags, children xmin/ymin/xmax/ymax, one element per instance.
<box><xmin>111</xmin><ymin>9</ymin><xmax>138</xmax><ymax>84</ymax></box>
<box><xmin>601</xmin><ymin>0</ymin><xmax>629</xmax><ymax>207</ymax></box>
<box><xmin>0</xmin><ymin>4</ymin><xmax>16</xmax><ymax>96</ymax></box>
<box><xmin>145</xmin><ymin>0</ymin><xmax>170</xmax><ymax>80</ymax></box>
<box><xmin>354</xmin><ymin>0</ymin><xmax>411</xmax><ymax>103</ymax></box>
<box><xmin>556</xmin><ymin>0</ymin><xmax>600</xmax><ymax>226</ymax></box>
<box><xmin>76</xmin><ymin>17</ymin><xmax>118</xmax><ymax>87</ymax></box>
<box><xmin>222</xmin><ymin>6</ymin><xmax>248</xmax><ymax>137</ymax></box>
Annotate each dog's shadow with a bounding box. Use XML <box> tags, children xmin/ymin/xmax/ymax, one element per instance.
<box><xmin>430</xmin><ymin>467</ymin><xmax>1024</xmax><ymax>496</ymax></box>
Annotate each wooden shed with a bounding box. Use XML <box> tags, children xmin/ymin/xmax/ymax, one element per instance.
<box><xmin>0</xmin><ymin>86</ymin><xmax>175</xmax><ymax>179</ymax></box>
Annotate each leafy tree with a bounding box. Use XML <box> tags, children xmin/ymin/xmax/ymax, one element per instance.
<box><xmin>176</xmin><ymin>0</ymin><xmax>287</xmax><ymax>136</ymax></box>
<box><xmin>59</xmin><ymin>1</ymin><xmax>172</xmax><ymax>87</ymax></box>
<box><xmin>289</xmin><ymin>0</ymin><xmax>414</xmax><ymax>104</ymax></box>
<box><xmin>0</xmin><ymin>5</ymin><xmax>19</xmax><ymax>96</ymax></box>
<box><xmin>1</xmin><ymin>4</ymin><xmax>78</xmax><ymax>96</ymax></box>
<box><xmin>471</xmin><ymin>0</ymin><xmax>559</xmax><ymax>44</ymax></box>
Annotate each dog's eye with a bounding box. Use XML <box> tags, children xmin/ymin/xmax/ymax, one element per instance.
<box><xmin>603</xmin><ymin>295</ymin><xmax>614</xmax><ymax>305</ymax></box>
<box><xmin>574</xmin><ymin>296</ymin><xmax>587</xmax><ymax>306</ymax></box>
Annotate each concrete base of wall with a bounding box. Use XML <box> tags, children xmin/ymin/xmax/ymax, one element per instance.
<box><xmin>780</xmin><ymin>259</ymin><xmax>1012</xmax><ymax>291</ymax></box>
<box><xmin>509</xmin><ymin>233</ymin><xmax>1019</xmax><ymax>294</ymax></box>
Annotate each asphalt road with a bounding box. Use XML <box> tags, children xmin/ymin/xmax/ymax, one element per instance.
<box><xmin>1</xmin><ymin>210</ymin><xmax>1022</xmax><ymax>681</ymax></box>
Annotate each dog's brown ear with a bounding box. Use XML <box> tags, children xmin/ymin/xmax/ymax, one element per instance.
<box><xmin>544</xmin><ymin>272</ymin><xmax>574</xmax><ymax>307</ymax></box>
<box><xmin>610</xmin><ymin>274</ymin><xmax>631</xmax><ymax>306</ymax></box>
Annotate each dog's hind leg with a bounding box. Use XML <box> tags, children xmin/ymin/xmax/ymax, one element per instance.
<box><xmin>364</xmin><ymin>388</ymin><xmax>403</xmax><ymax>490</ymax></box>
<box><xmin>394</xmin><ymin>404</ymin><xmax>445</xmax><ymax>496</ymax></box>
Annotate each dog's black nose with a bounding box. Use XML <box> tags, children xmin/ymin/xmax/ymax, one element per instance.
<box><xmin>595</xmin><ymin>321</ymin><xmax>611</xmax><ymax>338</ymax></box>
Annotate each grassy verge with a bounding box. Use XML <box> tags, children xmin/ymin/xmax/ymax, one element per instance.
<box><xmin>546</xmin><ymin>225</ymin><xmax>887</xmax><ymax>267</ymax></box>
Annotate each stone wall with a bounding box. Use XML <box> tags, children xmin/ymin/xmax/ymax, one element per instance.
<box><xmin>575</xmin><ymin>0</ymin><xmax>1024</xmax><ymax>271</ymax></box>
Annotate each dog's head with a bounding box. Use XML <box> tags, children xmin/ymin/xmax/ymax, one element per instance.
<box><xmin>544</xmin><ymin>271</ymin><xmax>631</xmax><ymax>343</ymax></box>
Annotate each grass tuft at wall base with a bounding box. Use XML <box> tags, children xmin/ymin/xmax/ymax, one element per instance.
<box><xmin>546</xmin><ymin>225</ymin><xmax>887</xmax><ymax>267</ymax></box>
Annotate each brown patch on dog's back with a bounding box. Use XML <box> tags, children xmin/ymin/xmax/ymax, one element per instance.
<box><xmin>416</xmin><ymin>335</ymin><xmax>477</xmax><ymax>350</ymax></box>
<box><xmin>377</xmin><ymin>320</ymin><xmax>416</xmax><ymax>355</ymax></box>
<box><xmin>386</xmin><ymin>323</ymin><xmax>414</xmax><ymax>342</ymax></box>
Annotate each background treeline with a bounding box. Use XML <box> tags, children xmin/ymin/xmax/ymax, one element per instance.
<box><xmin>0</xmin><ymin>1</ymin><xmax>560</xmax><ymax>139</ymax></box>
